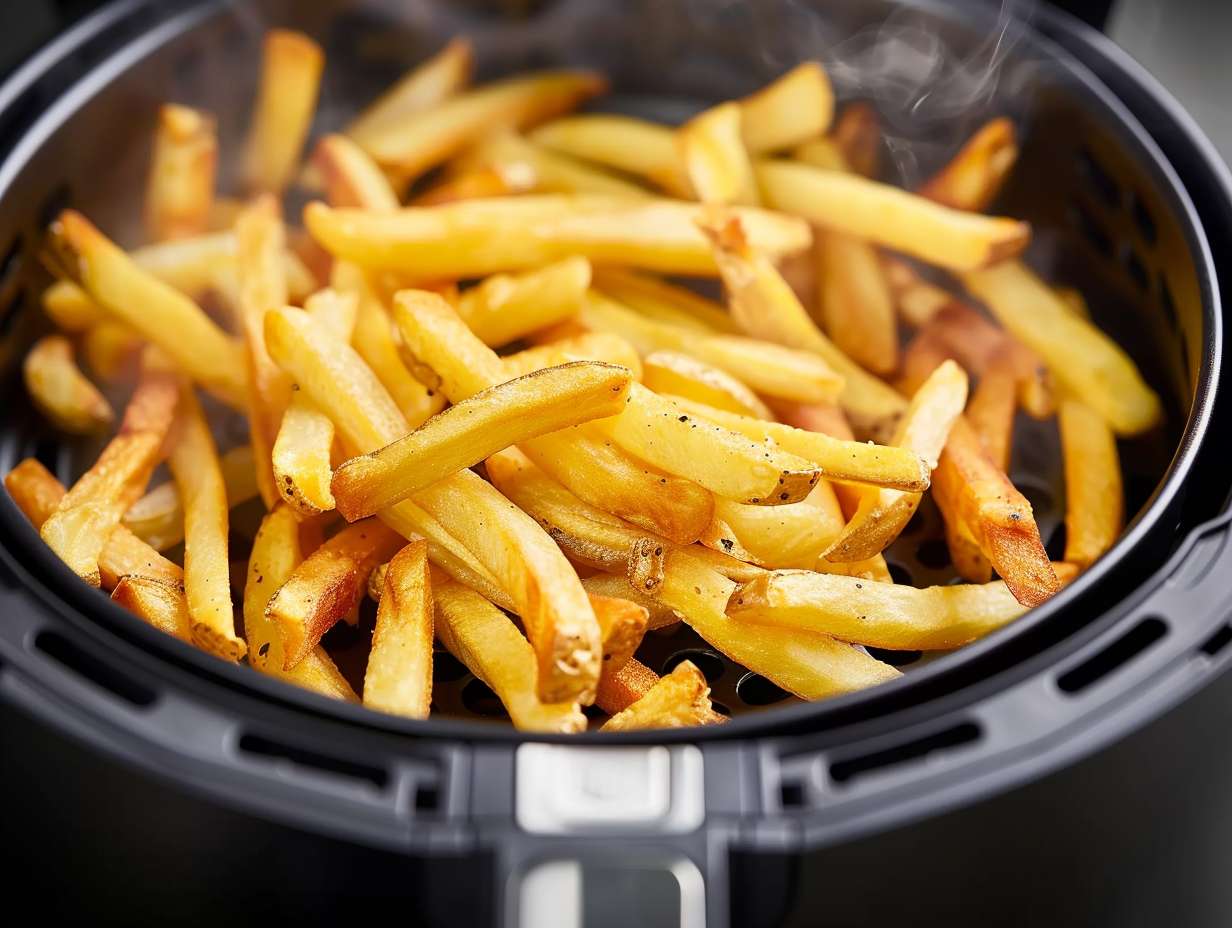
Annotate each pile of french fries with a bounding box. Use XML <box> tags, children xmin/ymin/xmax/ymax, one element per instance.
<box><xmin>7</xmin><ymin>29</ymin><xmax>1159</xmax><ymax>732</ymax></box>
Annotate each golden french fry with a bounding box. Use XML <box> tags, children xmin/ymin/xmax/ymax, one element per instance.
<box><xmin>596</xmin><ymin>656</ymin><xmax>660</xmax><ymax>716</ymax></box>
<box><xmin>592</xmin><ymin>268</ymin><xmax>738</xmax><ymax>334</ymax></box>
<box><xmin>412</xmin><ymin>168</ymin><xmax>526</xmax><ymax>206</ymax></box>
<box><xmin>815</xmin><ymin>229</ymin><xmax>898</xmax><ymax>375</ymax></box>
<box><xmin>167</xmin><ymin>386</ymin><xmax>242</xmax><ymax>661</ymax></box>
<box><xmin>602</xmin><ymin>660</ymin><xmax>720</xmax><ymax>731</ymax></box>
<box><xmin>531</xmin><ymin>115</ymin><xmax>689</xmax><ymax>195</ymax></box>
<box><xmin>1059</xmin><ymin>398</ymin><xmax>1123</xmax><ymax>569</ymax></box>
<box><xmin>590</xmin><ymin>593</ymin><xmax>650</xmax><ymax>676</ymax></box>
<box><xmin>962</xmin><ymin>261</ymin><xmax>1161</xmax><ymax>435</ymax></box>
<box><xmin>81</xmin><ymin>321</ymin><xmax>142</xmax><ymax>383</ymax></box>
<box><xmin>304</xmin><ymin>196</ymin><xmax>811</xmax><ymax>278</ymax></box>
<box><xmin>456</xmin><ymin>256</ymin><xmax>591</xmax><ymax>347</ymax></box>
<box><xmin>364</xmin><ymin>540</ymin><xmax>434</xmax><ymax>719</ymax></box>
<box><xmin>333</xmin><ymin>361</ymin><xmax>633</xmax><ymax>520</ymax></box>
<box><xmin>23</xmin><ymin>335</ymin><xmax>113</xmax><ymax>434</ymax></box>
<box><xmin>825</xmin><ymin>361</ymin><xmax>968</xmax><ymax>562</ymax></box>
<box><xmin>880</xmin><ymin>254</ymin><xmax>955</xmax><ymax>326</ymax></box>
<box><xmin>44</xmin><ymin>212</ymin><xmax>246</xmax><ymax>407</ymax></box>
<box><xmin>895</xmin><ymin>327</ymin><xmax>956</xmax><ymax>398</ymax></box>
<box><xmin>918</xmin><ymin>117</ymin><xmax>1017</xmax><ymax>212</ymax></box>
<box><xmin>703</xmin><ymin>483</ymin><xmax>843</xmax><ymax>569</ymax></box>
<box><xmin>832</xmin><ymin>102</ymin><xmax>881</xmax><ymax>177</ymax></box>
<box><xmin>313</xmin><ymin>134</ymin><xmax>400</xmax><ymax>211</ymax></box>
<box><xmin>346</xmin><ymin>37</ymin><xmax>474</xmax><ymax>146</ymax></box>
<box><xmin>502</xmin><ymin>333</ymin><xmax>643</xmax><ymax>380</ymax></box>
<box><xmin>793</xmin><ymin>136</ymin><xmax>849</xmax><ymax>172</ymax></box>
<box><xmin>678</xmin><ymin>102</ymin><xmax>759</xmax><ymax>205</ymax></box>
<box><xmin>582</xmin><ymin>574</ymin><xmax>680</xmax><ymax>630</ymax></box>
<box><xmin>242</xmin><ymin>29</ymin><xmax>324</xmax><ymax>194</ymax></box>
<box><xmin>124</xmin><ymin>445</ymin><xmax>258</xmax><ymax>551</ymax></box>
<box><xmin>243</xmin><ymin>504</ymin><xmax>358</xmax><ymax>700</ymax></box>
<box><xmin>741</xmin><ymin>62</ymin><xmax>834</xmax><ymax>153</ymax></box>
<box><xmin>432</xmin><ymin>574</ymin><xmax>586</xmax><ymax>733</ymax></box>
<box><xmin>111</xmin><ymin>576</ymin><xmax>193</xmax><ymax>642</ymax></box>
<box><xmin>729</xmin><ymin>570</ymin><xmax>1030</xmax><ymax>650</ymax></box>
<box><xmin>966</xmin><ymin>353</ymin><xmax>1018</xmax><ymax>473</ymax></box>
<box><xmin>642</xmin><ymin>350</ymin><xmax>771</xmax><ymax>419</ymax></box>
<box><xmin>458</xmin><ymin>131</ymin><xmax>649</xmax><ymax>198</ymax></box>
<box><xmin>145</xmin><ymin>103</ymin><xmax>217</xmax><ymax>242</ymax></box>
<box><xmin>42</xmin><ymin>279</ymin><xmax>105</xmax><ymax>332</ymax></box>
<box><xmin>757</xmin><ymin>160</ymin><xmax>1030</xmax><ymax>271</ymax></box>
<box><xmin>6</xmin><ymin>458</ymin><xmax>181</xmax><ymax>589</ymax></box>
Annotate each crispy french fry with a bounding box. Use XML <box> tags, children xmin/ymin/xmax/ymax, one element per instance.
<box><xmin>757</xmin><ymin>160</ymin><xmax>1030</xmax><ymax>271</ymax></box>
<box><xmin>456</xmin><ymin>256</ymin><xmax>591</xmax><ymax>347</ymax></box>
<box><xmin>703</xmin><ymin>483</ymin><xmax>843</xmax><ymax>569</ymax></box>
<box><xmin>729</xmin><ymin>570</ymin><xmax>1030</xmax><ymax>650</ymax></box>
<box><xmin>40</xmin><ymin>360</ymin><xmax>179</xmax><ymax>587</ymax></box>
<box><xmin>313</xmin><ymin>134</ymin><xmax>400</xmax><ymax>211</ymax></box>
<box><xmin>825</xmin><ymin>361</ymin><xmax>967</xmax><ymax>562</ymax></box>
<box><xmin>364</xmin><ymin>540</ymin><xmax>433</xmax><ymax>718</ymax></box>
<box><xmin>333</xmin><ymin>361</ymin><xmax>633</xmax><ymax>520</ymax></box>
<box><xmin>167</xmin><ymin>386</ymin><xmax>242</xmax><ymax>661</ymax></box>
<box><xmin>243</xmin><ymin>504</ymin><xmax>358</xmax><ymax>700</ymax></box>
<box><xmin>44</xmin><ymin>212</ymin><xmax>246</xmax><ymax>406</ymax></box>
<box><xmin>918</xmin><ymin>117</ymin><xmax>1017</xmax><ymax>212</ymax></box>
<box><xmin>23</xmin><ymin>335</ymin><xmax>113</xmax><ymax>434</ymax></box>
<box><xmin>346</xmin><ymin>38</ymin><xmax>474</xmax><ymax>146</ymax></box>
<box><xmin>111</xmin><ymin>576</ymin><xmax>193</xmax><ymax>642</ymax></box>
<box><xmin>1059</xmin><ymin>398</ymin><xmax>1123</xmax><ymax>569</ymax></box>
<box><xmin>678</xmin><ymin>102</ymin><xmax>759</xmax><ymax>205</ymax></box>
<box><xmin>967</xmin><ymin>354</ymin><xmax>1017</xmax><ymax>473</ymax></box>
<box><xmin>602</xmin><ymin>660</ymin><xmax>719</xmax><ymax>731</ymax></box>
<box><xmin>241</xmin><ymin>30</ymin><xmax>324</xmax><ymax>194</ymax></box>
<box><xmin>124</xmin><ymin>445</ymin><xmax>258</xmax><ymax>551</ymax></box>
<box><xmin>6</xmin><ymin>458</ymin><xmax>181</xmax><ymax>589</ymax></box>
<box><xmin>741</xmin><ymin>61</ymin><xmax>834</xmax><ymax>152</ymax></box>
<box><xmin>502</xmin><ymin>333</ymin><xmax>643</xmax><ymax>380</ymax></box>
<box><xmin>458</xmin><ymin>131</ymin><xmax>649</xmax><ymax>198</ymax></box>
<box><xmin>531</xmin><ymin>115</ymin><xmax>689</xmax><ymax>195</ymax></box>
<box><xmin>596</xmin><ymin>656</ymin><xmax>660</xmax><ymax>716</ymax></box>
<box><xmin>145</xmin><ymin>103</ymin><xmax>217</xmax><ymax>242</ymax></box>
<box><xmin>81</xmin><ymin>321</ymin><xmax>142</xmax><ymax>383</ymax></box>
<box><xmin>590</xmin><ymin>594</ymin><xmax>650</xmax><ymax>675</ymax></box>
<box><xmin>582</xmin><ymin>574</ymin><xmax>680</xmax><ymax>630</ymax></box>
<box><xmin>815</xmin><ymin>229</ymin><xmax>898</xmax><ymax>375</ymax></box>
<box><xmin>592</xmin><ymin>268</ymin><xmax>738</xmax><ymax>334</ymax></box>
<box><xmin>642</xmin><ymin>350</ymin><xmax>771</xmax><ymax>419</ymax></box>
<box><xmin>832</xmin><ymin>102</ymin><xmax>881</xmax><ymax>177</ymax></box>
<box><xmin>304</xmin><ymin>196</ymin><xmax>811</xmax><ymax>278</ymax></box>
<box><xmin>962</xmin><ymin>261</ymin><xmax>1161</xmax><ymax>435</ymax></box>
<box><xmin>433</xmin><ymin>574</ymin><xmax>586</xmax><ymax>733</ymax></box>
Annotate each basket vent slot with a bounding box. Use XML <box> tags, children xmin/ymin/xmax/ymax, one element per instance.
<box><xmin>34</xmin><ymin>630</ymin><xmax>156</xmax><ymax>707</ymax></box>
<box><xmin>778</xmin><ymin>778</ymin><xmax>807</xmax><ymax>809</ymax></box>
<box><xmin>1057</xmin><ymin>616</ymin><xmax>1167</xmax><ymax>694</ymax></box>
<box><xmin>1069</xmin><ymin>202</ymin><xmax>1113</xmax><ymax>259</ymax></box>
<box><xmin>830</xmin><ymin>721</ymin><xmax>981</xmax><ymax>785</ymax></box>
<box><xmin>1199</xmin><ymin>624</ymin><xmax>1232</xmax><ymax>658</ymax></box>
<box><xmin>663</xmin><ymin>648</ymin><xmax>725</xmax><ymax>683</ymax></box>
<box><xmin>413</xmin><ymin>782</ymin><xmax>441</xmax><ymax>813</ymax></box>
<box><xmin>238</xmin><ymin>732</ymin><xmax>388</xmax><ymax>790</ymax></box>
<box><xmin>1077</xmin><ymin>146</ymin><xmax>1121</xmax><ymax>209</ymax></box>
<box><xmin>735</xmin><ymin>672</ymin><xmax>789</xmax><ymax>706</ymax></box>
<box><xmin>1130</xmin><ymin>191</ymin><xmax>1157</xmax><ymax>245</ymax></box>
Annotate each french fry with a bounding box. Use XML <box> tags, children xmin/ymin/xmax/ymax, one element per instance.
<box><xmin>1059</xmin><ymin>398</ymin><xmax>1123</xmax><ymax>569</ymax></box>
<box><xmin>592</xmin><ymin>267</ymin><xmax>738</xmax><ymax>334</ymax></box>
<box><xmin>313</xmin><ymin>134</ymin><xmax>400</xmax><ymax>211</ymax></box>
<box><xmin>932</xmin><ymin>416</ymin><xmax>1059</xmax><ymax>606</ymax></box>
<box><xmin>703</xmin><ymin>483</ymin><xmax>843</xmax><ymax>569</ymax></box>
<box><xmin>1054</xmin><ymin>286</ymin><xmax>1091</xmax><ymax>320</ymax></box>
<box><xmin>40</xmin><ymin>359</ymin><xmax>179</xmax><ymax>587</ymax></box>
<box><xmin>412</xmin><ymin>168</ymin><xmax>526</xmax><ymax>206</ymax></box>
<box><xmin>815</xmin><ymin>229</ymin><xmax>898</xmax><ymax>375</ymax></box>
<box><xmin>145</xmin><ymin>103</ymin><xmax>217</xmax><ymax>241</ymax></box>
<box><xmin>502</xmin><ymin>333</ymin><xmax>643</xmax><ymax>380</ymax></box>
<box><xmin>23</xmin><ymin>335</ymin><xmax>114</xmax><ymax>434</ymax></box>
<box><xmin>81</xmin><ymin>321</ymin><xmax>142</xmax><ymax>383</ymax></box>
<box><xmin>364</xmin><ymin>540</ymin><xmax>433</xmax><ymax>718</ymax></box>
<box><xmin>42</xmin><ymin>280</ymin><xmax>105</xmax><ymax>332</ymax></box>
<box><xmin>304</xmin><ymin>196</ymin><xmax>811</xmax><ymax>278</ymax></box>
<box><xmin>966</xmin><ymin>354</ymin><xmax>1018</xmax><ymax>473</ymax></box>
<box><xmin>642</xmin><ymin>350</ymin><xmax>772</xmax><ymax>419</ymax></box>
<box><xmin>741</xmin><ymin>62</ymin><xmax>834</xmax><ymax>153</ymax></box>
<box><xmin>729</xmin><ymin>570</ymin><xmax>1030</xmax><ymax>650</ymax></box>
<box><xmin>895</xmin><ymin>327</ymin><xmax>957</xmax><ymax>398</ymax></box>
<box><xmin>918</xmin><ymin>117</ymin><xmax>1017</xmax><ymax>212</ymax></box>
<box><xmin>825</xmin><ymin>360</ymin><xmax>968</xmax><ymax>562</ymax></box>
<box><xmin>595</xmin><ymin>656</ymin><xmax>661</xmax><ymax>716</ymax></box>
<box><xmin>458</xmin><ymin>131</ymin><xmax>649</xmax><ymax>198</ymax></box>
<box><xmin>241</xmin><ymin>30</ymin><xmax>324</xmax><ymax>194</ymax></box>
<box><xmin>880</xmin><ymin>254</ymin><xmax>955</xmax><ymax>326</ymax></box>
<box><xmin>602</xmin><ymin>660</ymin><xmax>719</xmax><ymax>731</ymax></box>
<box><xmin>531</xmin><ymin>115</ymin><xmax>689</xmax><ymax>195</ymax></box>
<box><xmin>358</xmin><ymin>71</ymin><xmax>607</xmax><ymax>188</ymax></box>
<box><xmin>44</xmin><ymin>212</ymin><xmax>246</xmax><ymax>407</ymax></box>
<box><xmin>793</xmin><ymin>136</ymin><xmax>850</xmax><ymax>172</ymax></box>
<box><xmin>243</xmin><ymin>504</ymin><xmax>358</xmax><ymax>701</ymax></box>
<box><xmin>456</xmin><ymin>256</ymin><xmax>591</xmax><ymax>347</ymax></box>
<box><xmin>582</xmin><ymin>574</ymin><xmax>680</xmax><ymax>630</ymax></box>
<box><xmin>124</xmin><ymin>445</ymin><xmax>259</xmax><ymax>551</ymax></box>
<box><xmin>166</xmin><ymin>386</ymin><xmax>242</xmax><ymax>661</ymax></box>
<box><xmin>590</xmin><ymin>594</ymin><xmax>650</xmax><ymax>675</ymax></box>
<box><xmin>832</xmin><ymin>102</ymin><xmax>881</xmax><ymax>177</ymax></box>
<box><xmin>111</xmin><ymin>576</ymin><xmax>193</xmax><ymax>642</ymax></box>
<box><xmin>756</xmin><ymin>160</ymin><xmax>1030</xmax><ymax>270</ymax></box>
<box><xmin>432</xmin><ymin>574</ymin><xmax>586</xmax><ymax>733</ymax></box>
<box><xmin>5</xmin><ymin>458</ymin><xmax>181</xmax><ymax>589</ymax></box>
<box><xmin>333</xmin><ymin>361</ymin><xmax>633</xmax><ymax>520</ymax></box>
<box><xmin>962</xmin><ymin>261</ymin><xmax>1161</xmax><ymax>435</ymax></box>
<box><xmin>677</xmin><ymin>102</ymin><xmax>759</xmax><ymax>205</ymax></box>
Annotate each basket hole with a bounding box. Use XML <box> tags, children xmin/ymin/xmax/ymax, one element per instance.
<box><xmin>1076</xmin><ymin>146</ymin><xmax>1121</xmax><ymax>209</ymax></box>
<box><xmin>778</xmin><ymin>778</ymin><xmax>807</xmax><ymax>809</ymax></box>
<box><xmin>1057</xmin><ymin>616</ymin><xmax>1167</xmax><ymax>694</ymax></box>
<box><xmin>1069</xmin><ymin>202</ymin><xmax>1113</xmax><ymax>259</ymax></box>
<box><xmin>0</xmin><ymin>237</ymin><xmax>21</xmax><ymax>289</ymax></box>
<box><xmin>461</xmin><ymin>678</ymin><xmax>509</xmax><ymax>718</ymax></box>
<box><xmin>663</xmin><ymin>648</ymin><xmax>725</xmax><ymax>683</ymax></box>
<box><xmin>1200</xmin><ymin>625</ymin><xmax>1232</xmax><ymax>658</ymax></box>
<box><xmin>39</xmin><ymin>183</ymin><xmax>72</xmax><ymax>230</ymax></box>
<box><xmin>709</xmin><ymin>700</ymin><xmax>731</xmax><ymax>718</ymax></box>
<box><xmin>915</xmin><ymin>538</ymin><xmax>951</xmax><ymax>569</ymax></box>
<box><xmin>1120</xmin><ymin>244</ymin><xmax>1149</xmax><ymax>293</ymax></box>
<box><xmin>238</xmin><ymin>732</ymin><xmax>388</xmax><ymax>789</ymax></box>
<box><xmin>736</xmin><ymin>672</ymin><xmax>790</xmax><ymax>706</ymax></box>
<box><xmin>413</xmin><ymin>782</ymin><xmax>440</xmax><ymax>812</ymax></box>
<box><xmin>1157</xmin><ymin>276</ymin><xmax>1179</xmax><ymax>333</ymax></box>
<box><xmin>433</xmin><ymin>651</ymin><xmax>469</xmax><ymax>682</ymax></box>
<box><xmin>866</xmin><ymin>647</ymin><xmax>923</xmax><ymax>667</ymax></box>
<box><xmin>35</xmin><ymin>630</ymin><xmax>157</xmax><ymax>707</ymax></box>
<box><xmin>886</xmin><ymin>562</ymin><xmax>913</xmax><ymax>585</ymax></box>
<box><xmin>1129</xmin><ymin>191</ymin><xmax>1157</xmax><ymax>245</ymax></box>
<box><xmin>830</xmin><ymin>720</ymin><xmax>981</xmax><ymax>785</ymax></box>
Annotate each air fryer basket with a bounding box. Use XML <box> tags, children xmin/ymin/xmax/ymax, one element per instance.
<box><xmin>0</xmin><ymin>1</ymin><xmax>1229</xmax><ymax>926</ymax></box>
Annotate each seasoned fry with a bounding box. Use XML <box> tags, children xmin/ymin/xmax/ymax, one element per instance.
<box><xmin>967</xmin><ymin>354</ymin><xmax>1018</xmax><ymax>473</ymax></box>
<box><xmin>145</xmin><ymin>103</ymin><xmax>217</xmax><ymax>241</ymax></box>
<box><xmin>825</xmin><ymin>361</ymin><xmax>967</xmax><ymax>562</ymax></box>
<box><xmin>919</xmin><ymin>117</ymin><xmax>1018</xmax><ymax>212</ymax></box>
<box><xmin>364</xmin><ymin>541</ymin><xmax>433</xmax><ymax>719</ymax></box>
<box><xmin>596</xmin><ymin>656</ymin><xmax>662</xmax><ymax>716</ymax></box>
<box><xmin>456</xmin><ymin>256</ymin><xmax>591</xmax><ymax>346</ymax></box>
<box><xmin>729</xmin><ymin>570</ymin><xmax>1030</xmax><ymax>650</ymax></box>
<box><xmin>124</xmin><ymin>445</ymin><xmax>258</xmax><ymax>551</ymax></box>
<box><xmin>741</xmin><ymin>62</ymin><xmax>833</xmax><ymax>153</ymax></box>
<box><xmin>304</xmin><ymin>196</ymin><xmax>811</xmax><ymax>278</ymax></box>
<box><xmin>502</xmin><ymin>333</ymin><xmax>643</xmax><ymax>380</ymax></box>
<box><xmin>602</xmin><ymin>660</ymin><xmax>718</xmax><ymax>731</ymax></box>
<box><xmin>433</xmin><ymin>574</ymin><xmax>586</xmax><ymax>733</ymax></box>
<box><xmin>590</xmin><ymin>594</ymin><xmax>650</xmax><ymax>675</ymax></box>
<box><xmin>592</xmin><ymin>267</ymin><xmax>738</xmax><ymax>334</ymax></box>
<box><xmin>459</xmin><ymin>131</ymin><xmax>649</xmax><ymax>198</ymax></box>
<box><xmin>642</xmin><ymin>350</ymin><xmax>771</xmax><ymax>419</ymax></box>
<box><xmin>332</xmin><ymin>361</ymin><xmax>633</xmax><ymax>521</ymax></box>
<box><xmin>1059</xmin><ymin>398</ymin><xmax>1123</xmax><ymax>568</ymax></box>
<box><xmin>241</xmin><ymin>29</ymin><xmax>324</xmax><ymax>194</ymax></box>
<box><xmin>111</xmin><ymin>576</ymin><xmax>193</xmax><ymax>642</ymax></box>
<box><xmin>166</xmin><ymin>386</ymin><xmax>242</xmax><ymax>661</ymax></box>
<box><xmin>757</xmin><ymin>160</ymin><xmax>1030</xmax><ymax>270</ymax></box>
<box><xmin>703</xmin><ymin>484</ymin><xmax>843</xmax><ymax>569</ymax></box>
<box><xmin>23</xmin><ymin>335</ymin><xmax>113</xmax><ymax>434</ymax></box>
<box><xmin>6</xmin><ymin>458</ymin><xmax>181</xmax><ymax>589</ymax></box>
<box><xmin>816</xmin><ymin>229</ymin><xmax>898</xmax><ymax>375</ymax></box>
<box><xmin>313</xmin><ymin>134</ymin><xmax>400</xmax><ymax>211</ymax></box>
<box><xmin>243</xmin><ymin>504</ymin><xmax>359</xmax><ymax>700</ymax></box>
<box><xmin>44</xmin><ymin>212</ymin><xmax>246</xmax><ymax>406</ymax></box>
<box><xmin>832</xmin><ymin>102</ymin><xmax>881</xmax><ymax>177</ymax></box>
<box><xmin>582</xmin><ymin>574</ymin><xmax>680</xmax><ymax>630</ymax></box>
<box><xmin>678</xmin><ymin>102</ymin><xmax>759</xmax><ymax>205</ymax></box>
<box><xmin>962</xmin><ymin>261</ymin><xmax>1161</xmax><ymax>435</ymax></box>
